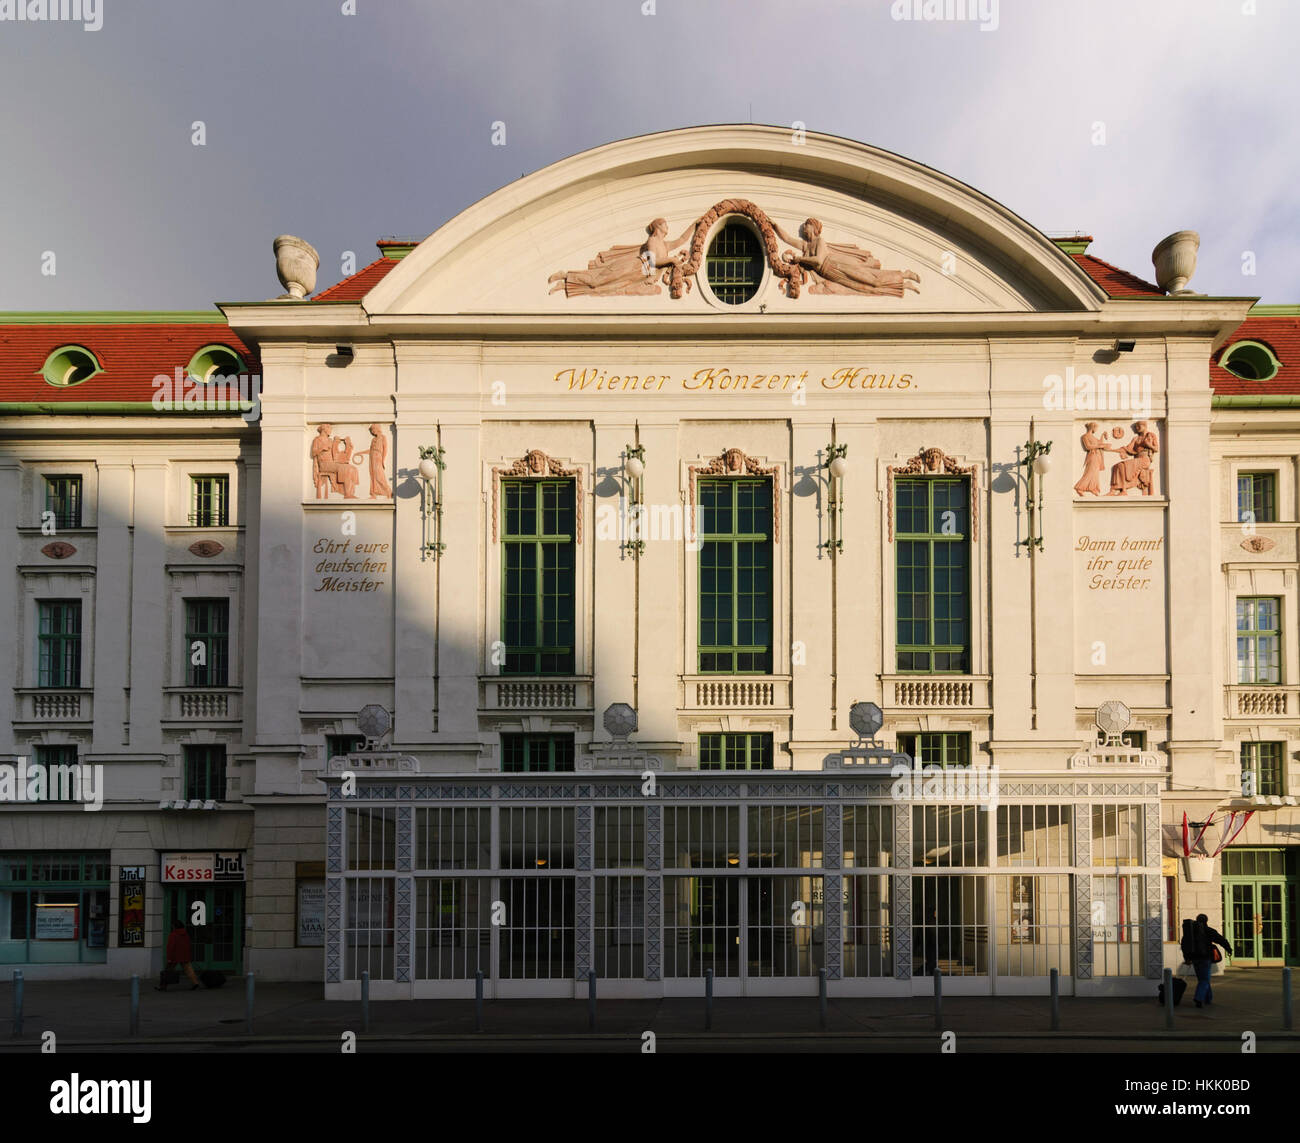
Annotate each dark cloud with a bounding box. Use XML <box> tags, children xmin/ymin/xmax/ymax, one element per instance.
<box><xmin>0</xmin><ymin>0</ymin><xmax>1296</xmax><ymax>308</ymax></box>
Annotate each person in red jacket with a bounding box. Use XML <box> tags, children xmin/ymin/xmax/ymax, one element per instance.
<box><xmin>160</xmin><ymin>920</ymin><xmax>201</xmax><ymax>990</ymax></box>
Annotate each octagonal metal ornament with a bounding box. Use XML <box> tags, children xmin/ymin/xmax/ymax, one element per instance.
<box><xmin>357</xmin><ymin>704</ymin><xmax>392</xmax><ymax>740</ymax></box>
<box><xmin>849</xmin><ymin>701</ymin><xmax>884</xmax><ymax>741</ymax></box>
<box><xmin>603</xmin><ymin>702</ymin><xmax>638</xmax><ymax>740</ymax></box>
<box><xmin>1095</xmin><ymin>700</ymin><xmax>1131</xmax><ymax>738</ymax></box>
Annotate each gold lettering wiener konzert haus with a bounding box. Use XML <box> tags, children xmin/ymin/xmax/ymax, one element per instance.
<box><xmin>554</xmin><ymin>366</ymin><xmax>915</xmax><ymax>392</ymax></box>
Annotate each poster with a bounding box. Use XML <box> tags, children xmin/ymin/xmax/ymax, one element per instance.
<box><xmin>35</xmin><ymin>903</ymin><xmax>79</xmax><ymax>940</ymax></box>
<box><xmin>119</xmin><ymin>866</ymin><xmax>145</xmax><ymax>947</ymax></box>
<box><xmin>1010</xmin><ymin>875</ymin><xmax>1035</xmax><ymax>943</ymax></box>
<box><xmin>297</xmin><ymin>881</ymin><xmax>325</xmax><ymax>947</ymax></box>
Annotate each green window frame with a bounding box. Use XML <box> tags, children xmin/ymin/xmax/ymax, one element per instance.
<box><xmin>501</xmin><ymin>734</ymin><xmax>575</xmax><ymax>773</ymax></box>
<box><xmin>1237</xmin><ymin>472</ymin><xmax>1277</xmax><ymax>524</ymax></box>
<box><xmin>897</xmin><ymin>732</ymin><xmax>971</xmax><ymax>768</ymax></box>
<box><xmin>1241</xmin><ymin>741</ymin><xmax>1285</xmax><ymax>797</ymax></box>
<box><xmin>37</xmin><ymin>600</ymin><xmax>82</xmax><ymax>689</ymax></box>
<box><xmin>184</xmin><ymin>744</ymin><xmax>227</xmax><ymax>801</ymax></box>
<box><xmin>43</xmin><ymin>475</ymin><xmax>82</xmax><ymax>529</ymax></box>
<box><xmin>895</xmin><ymin>477</ymin><xmax>970</xmax><ymax>673</ymax></box>
<box><xmin>189</xmin><ymin>474</ymin><xmax>229</xmax><ymax>527</ymax></box>
<box><xmin>31</xmin><ymin>744</ymin><xmax>79</xmax><ymax>803</ymax></box>
<box><xmin>1236</xmin><ymin>597</ymin><xmax>1281</xmax><ymax>684</ymax></box>
<box><xmin>0</xmin><ymin>852</ymin><xmax>111</xmax><ymax>963</ymax></box>
<box><xmin>185</xmin><ymin>598</ymin><xmax>229</xmax><ymax>687</ymax></box>
<box><xmin>704</xmin><ymin>221</ymin><xmax>763</xmax><ymax>305</ymax></box>
<box><xmin>326</xmin><ymin>734</ymin><xmax>367</xmax><ymax>759</ymax></box>
<box><xmin>501</xmin><ymin>479</ymin><xmax>576</xmax><ymax>675</ymax></box>
<box><xmin>698</xmin><ymin>478</ymin><xmax>773</xmax><ymax>673</ymax></box>
<box><xmin>699</xmin><ymin>732</ymin><xmax>774</xmax><ymax>771</ymax></box>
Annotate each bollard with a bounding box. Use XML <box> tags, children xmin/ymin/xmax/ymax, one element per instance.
<box><xmin>818</xmin><ymin>968</ymin><xmax>827</xmax><ymax>1031</ymax></box>
<box><xmin>245</xmin><ymin>971</ymin><xmax>255</xmax><ymax>1034</ymax></box>
<box><xmin>588</xmin><ymin>970</ymin><xmax>596</xmax><ymax>1031</ymax></box>
<box><xmin>475</xmin><ymin>970</ymin><xmax>484</xmax><ymax>1033</ymax></box>
<box><xmin>1163</xmin><ymin>968</ymin><xmax>1174</xmax><ymax>1030</ymax></box>
<box><xmin>705</xmin><ymin>968</ymin><xmax>713</xmax><ymax>1031</ymax></box>
<box><xmin>12</xmin><ymin>970</ymin><xmax>23</xmax><ymax>1038</ymax></box>
<box><xmin>933</xmin><ymin>967</ymin><xmax>943</xmax><ymax>1031</ymax></box>
<box><xmin>129</xmin><ymin>974</ymin><xmax>140</xmax><ymax>1037</ymax></box>
<box><xmin>1049</xmin><ymin>967</ymin><xmax>1060</xmax><ymax>1031</ymax></box>
<box><xmin>1284</xmin><ymin>966</ymin><xmax>1293</xmax><ymax>1032</ymax></box>
<box><xmin>361</xmin><ymin>971</ymin><xmax>370</xmax><ymax>1034</ymax></box>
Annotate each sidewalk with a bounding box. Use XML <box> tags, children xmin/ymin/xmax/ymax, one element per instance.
<box><xmin>2</xmin><ymin>968</ymin><xmax>1296</xmax><ymax>1052</ymax></box>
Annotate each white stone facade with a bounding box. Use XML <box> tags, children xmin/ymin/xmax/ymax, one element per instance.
<box><xmin>2</xmin><ymin>127</ymin><xmax>1296</xmax><ymax>993</ymax></box>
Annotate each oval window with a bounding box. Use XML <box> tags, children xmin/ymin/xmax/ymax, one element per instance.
<box><xmin>704</xmin><ymin>221</ymin><xmax>764</xmax><ymax>305</ymax></box>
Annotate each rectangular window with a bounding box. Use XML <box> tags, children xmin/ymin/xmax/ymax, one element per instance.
<box><xmin>1236</xmin><ymin>597</ymin><xmax>1281</xmax><ymax>684</ymax></box>
<box><xmin>500</xmin><ymin>734</ymin><xmax>575</xmax><ymax>773</ymax></box>
<box><xmin>698</xmin><ymin>478</ymin><xmax>772</xmax><ymax>673</ymax></box>
<box><xmin>184</xmin><ymin>598</ymin><xmax>229</xmax><ymax>687</ymax></box>
<box><xmin>189</xmin><ymin>475</ymin><xmax>229</xmax><ymax>527</ymax></box>
<box><xmin>31</xmin><ymin>745</ymin><xmax>79</xmax><ymax>803</ymax></box>
<box><xmin>897</xmin><ymin>732</ymin><xmax>970</xmax><ymax>768</ymax></box>
<box><xmin>0</xmin><ymin>851</ymin><xmax>110</xmax><ymax>965</ymax></box>
<box><xmin>1237</xmin><ymin>472</ymin><xmax>1277</xmax><ymax>524</ymax></box>
<box><xmin>842</xmin><ymin>805</ymin><xmax>894</xmax><ymax>868</ymax></box>
<box><xmin>594</xmin><ymin>807</ymin><xmax>644</xmax><ymax>868</ymax></box>
<box><xmin>416</xmin><ymin>808</ymin><xmax>491</xmax><ymax>870</ymax></box>
<box><xmin>183</xmin><ymin>744</ymin><xmax>227</xmax><ymax>802</ymax></box>
<box><xmin>499</xmin><ymin>807</ymin><xmax>575</xmax><ymax>870</ymax></box>
<box><xmin>895</xmin><ymin>477</ymin><xmax>970</xmax><ymax>673</ymax></box>
<box><xmin>1241</xmin><ymin>741</ymin><xmax>1285</xmax><ymax>797</ymax></box>
<box><xmin>325</xmin><ymin>734</ymin><xmax>366</xmax><ymax>760</ymax></box>
<box><xmin>996</xmin><ymin>805</ymin><xmax>1072</xmax><ymax>867</ymax></box>
<box><xmin>1090</xmin><ymin>805</ymin><xmax>1144</xmax><ymax>867</ymax></box>
<box><xmin>43</xmin><ymin>475</ymin><xmax>82</xmax><ymax>529</ymax></box>
<box><xmin>501</xmin><ymin>479</ymin><xmax>575</xmax><ymax>674</ymax></box>
<box><xmin>699</xmin><ymin>732</ymin><xmax>773</xmax><ymax>771</ymax></box>
<box><xmin>747</xmin><ymin>805</ymin><xmax>823</xmax><ymax>868</ymax></box>
<box><xmin>1164</xmin><ymin>875</ymin><xmax>1177</xmax><ymax>943</ymax></box>
<box><xmin>912</xmin><ymin>806</ymin><xmax>988</xmax><ymax>868</ymax></box>
<box><xmin>37</xmin><ymin>600</ymin><xmax>81</xmax><ymax>689</ymax></box>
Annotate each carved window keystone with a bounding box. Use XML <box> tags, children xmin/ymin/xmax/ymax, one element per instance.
<box><xmin>491</xmin><ymin>449</ymin><xmax>584</xmax><ymax>543</ymax></box>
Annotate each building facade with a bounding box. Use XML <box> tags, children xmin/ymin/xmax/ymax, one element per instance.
<box><xmin>1</xmin><ymin>126</ymin><xmax>1297</xmax><ymax>997</ymax></box>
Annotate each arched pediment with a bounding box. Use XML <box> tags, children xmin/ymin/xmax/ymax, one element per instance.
<box><xmin>363</xmin><ymin>125</ymin><xmax>1107</xmax><ymax>317</ymax></box>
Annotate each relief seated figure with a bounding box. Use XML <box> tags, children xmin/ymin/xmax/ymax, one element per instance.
<box><xmin>311</xmin><ymin>423</ymin><xmax>360</xmax><ymax>499</ymax></box>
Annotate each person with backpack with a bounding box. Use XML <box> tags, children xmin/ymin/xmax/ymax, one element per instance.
<box><xmin>1180</xmin><ymin>913</ymin><xmax>1232</xmax><ymax>1008</ymax></box>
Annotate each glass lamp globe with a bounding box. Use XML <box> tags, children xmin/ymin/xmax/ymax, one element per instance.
<box><xmin>1032</xmin><ymin>453</ymin><xmax>1051</xmax><ymax>475</ymax></box>
<box><xmin>625</xmin><ymin>455</ymin><xmax>645</xmax><ymax>481</ymax></box>
<box><xmin>829</xmin><ymin>455</ymin><xmax>848</xmax><ymax>480</ymax></box>
<box><xmin>418</xmin><ymin>457</ymin><xmax>440</xmax><ymax>481</ymax></box>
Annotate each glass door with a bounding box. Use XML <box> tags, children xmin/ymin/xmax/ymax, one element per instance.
<box><xmin>163</xmin><ymin>885</ymin><xmax>243</xmax><ymax>973</ymax></box>
<box><xmin>1224</xmin><ymin>880</ymin><xmax>1289</xmax><ymax>964</ymax></box>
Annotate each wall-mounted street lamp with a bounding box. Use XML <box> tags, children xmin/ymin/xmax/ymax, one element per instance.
<box><xmin>1017</xmin><ymin>438</ymin><xmax>1052</xmax><ymax>553</ymax></box>
<box><xmin>418</xmin><ymin>444</ymin><xmax>446</xmax><ymax>560</ymax></box>
<box><xmin>622</xmin><ymin>443</ymin><xmax>646</xmax><ymax>557</ymax></box>
<box><xmin>820</xmin><ymin>442</ymin><xmax>848</xmax><ymax>554</ymax></box>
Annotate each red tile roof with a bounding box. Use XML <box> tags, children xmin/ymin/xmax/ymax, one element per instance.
<box><xmin>0</xmin><ymin>322</ymin><xmax>258</xmax><ymax>406</ymax></box>
<box><xmin>1209</xmin><ymin>315</ymin><xmax>1300</xmax><ymax>395</ymax></box>
<box><xmin>312</xmin><ymin>256</ymin><xmax>400</xmax><ymax>302</ymax></box>
<box><xmin>1071</xmin><ymin>253</ymin><xmax>1164</xmax><ymax>298</ymax></box>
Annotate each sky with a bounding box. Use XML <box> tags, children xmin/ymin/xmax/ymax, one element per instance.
<box><xmin>0</xmin><ymin>0</ymin><xmax>1297</xmax><ymax>310</ymax></box>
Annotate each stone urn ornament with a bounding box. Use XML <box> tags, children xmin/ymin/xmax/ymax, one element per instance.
<box><xmin>1151</xmin><ymin>230</ymin><xmax>1199</xmax><ymax>295</ymax></box>
<box><xmin>273</xmin><ymin>235</ymin><xmax>320</xmax><ymax>300</ymax></box>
